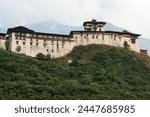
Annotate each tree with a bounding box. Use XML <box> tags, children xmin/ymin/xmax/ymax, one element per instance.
<box><xmin>123</xmin><ymin>41</ymin><xmax>130</xmax><ymax>49</ymax></box>
<box><xmin>36</xmin><ymin>53</ymin><xmax>45</xmax><ymax>60</ymax></box>
<box><xmin>16</xmin><ymin>46</ymin><xmax>21</xmax><ymax>52</ymax></box>
<box><xmin>46</xmin><ymin>54</ymin><xmax>51</xmax><ymax>60</ymax></box>
<box><xmin>5</xmin><ymin>40</ymin><xmax>10</xmax><ymax>51</ymax></box>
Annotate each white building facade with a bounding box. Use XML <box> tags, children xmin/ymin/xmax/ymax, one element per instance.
<box><xmin>0</xmin><ymin>33</ymin><xmax>6</xmax><ymax>49</ymax></box>
<box><xmin>0</xmin><ymin>20</ymin><xmax>141</xmax><ymax>58</ymax></box>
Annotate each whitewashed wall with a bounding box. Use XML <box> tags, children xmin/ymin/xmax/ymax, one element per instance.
<box><xmin>8</xmin><ymin>31</ymin><xmax>140</xmax><ymax>58</ymax></box>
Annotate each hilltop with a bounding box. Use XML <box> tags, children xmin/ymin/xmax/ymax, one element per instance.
<box><xmin>0</xmin><ymin>44</ymin><xmax>150</xmax><ymax>99</ymax></box>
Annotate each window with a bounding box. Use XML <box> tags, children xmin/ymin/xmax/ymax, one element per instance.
<box><xmin>96</xmin><ymin>34</ymin><xmax>98</xmax><ymax>39</ymax></box>
<box><xmin>57</xmin><ymin>44</ymin><xmax>59</xmax><ymax>49</ymax></box>
<box><xmin>102</xmin><ymin>34</ymin><xmax>104</xmax><ymax>40</ymax></box>
<box><xmin>23</xmin><ymin>42</ymin><xmax>25</xmax><ymax>45</ymax></box>
<box><xmin>111</xmin><ymin>34</ymin><xmax>113</xmax><ymax>39</ymax></box>
<box><xmin>57</xmin><ymin>41</ymin><xmax>59</xmax><ymax>48</ymax></box>
<box><xmin>36</xmin><ymin>43</ymin><xmax>38</xmax><ymax>46</ymax></box>
<box><xmin>16</xmin><ymin>41</ymin><xmax>19</xmax><ymax>44</ymax></box>
<box><xmin>131</xmin><ymin>39</ymin><xmax>136</xmax><ymax>44</ymax></box>
<box><xmin>15</xmin><ymin>33</ymin><xmax>18</xmax><ymax>36</ymax></box>
<box><xmin>92</xmin><ymin>34</ymin><xmax>94</xmax><ymax>39</ymax></box>
<box><xmin>43</xmin><ymin>40</ymin><xmax>47</xmax><ymax>47</ymax></box>
<box><xmin>62</xmin><ymin>41</ymin><xmax>65</xmax><ymax>48</ymax></box>
<box><xmin>30</xmin><ymin>39</ymin><xmax>33</xmax><ymax>42</ymax></box>
<box><xmin>87</xmin><ymin>28</ymin><xmax>91</xmax><ymax>31</ymax></box>
<box><xmin>114</xmin><ymin>35</ymin><xmax>116</xmax><ymax>41</ymax></box>
<box><xmin>51</xmin><ymin>40</ymin><xmax>54</xmax><ymax>45</ymax></box>
<box><xmin>44</xmin><ymin>44</ymin><xmax>46</xmax><ymax>47</ymax></box>
<box><xmin>52</xmin><ymin>49</ymin><xmax>54</xmax><ymax>52</ymax></box>
<box><xmin>30</xmin><ymin>42</ymin><xmax>32</xmax><ymax>46</ymax></box>
<box><xmin>119</xmin><ymin>36</ymin><xmax>121</xmax><ymax>41</ymax></box>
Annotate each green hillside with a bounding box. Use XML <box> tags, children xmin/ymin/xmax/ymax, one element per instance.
<box><xmin>0</xmin><ymin>44</ymin><xmax>150</xmax><ymax>99</ymax></box>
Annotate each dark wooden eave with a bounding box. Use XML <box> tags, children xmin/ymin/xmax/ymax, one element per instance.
<box><xmin>7</xmin><ymin>26</ymin><xmax>35</xmax><ymax>34</ymax></box>
<box><xmin>105</xmin><ymin>31</ymin><xmax>141</xmax><ymax>36</ymax></box>
<box><xmin>36</xmin><ymin>32</ymin><xmax>72</xmax><ymax>38</ymax></box>
<box><xmin>70</xmin><ymin>31</ymin><xmax>141</xmax><ymax>37</ymax></box>
<box><xmin>83</xmin><ymin>21</ymin><xmax>106</xmax><ymax>26</ymax></box>
<box><xmin>6</xmin><ymin>26</ymin><xmax>72</xmax><ymax>38</ymax></box>
<box><xmin>0</xmin><ymin>33</ymin><xmax>6</xmax><ymax>36</ymax></box>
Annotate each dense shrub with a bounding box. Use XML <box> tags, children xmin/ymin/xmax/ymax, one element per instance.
<box><xmin>0</xmin><ymin>44</ymin><xmax>150</xmax><ymax>99</ymax></box>
<box><xmin>36</xmin><ymin>53</ymin><xmax>45</xmax><ymax>60</ymax></box>
<box><xmin>16</xmin><ymin>46</ymin><xmax>21</xmax><ymax>52</ymax></box>
<box><xmin>46</xmin><ymin>54</ymin><xmax>51</xmax><ymax>60</ymax></box>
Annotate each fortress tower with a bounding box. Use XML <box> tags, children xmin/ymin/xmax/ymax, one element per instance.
<box><xmin>83</xmin><ymin>19</ymin><xmax>106</xmax><ymax>31</ymax></box>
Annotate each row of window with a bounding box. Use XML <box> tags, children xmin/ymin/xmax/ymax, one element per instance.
<box><xmin>75</xmin><ymin>35</ymin><xmax>124</xmax><ymax>42</ymax></box>
<box><xmin>75</xmin><ymin>35</ymin><xmax>107</xmax><ymax>40</ymax></box>
<box><xmin>15</xmin><ymin>34</ymin><xmax>70</xmax><ymax>40</ymax></box>
<box><xmin>16</xmin><ymin>41</ymin><xmax>65</xmax><ymax>48</ymax></box>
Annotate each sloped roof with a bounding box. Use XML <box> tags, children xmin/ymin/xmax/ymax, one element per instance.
<box><xmin>7</xmin><ymin>26</ymin><xmax>35</xmax><ymax>34</ymax></box>
<box><xmin>7</xmin><ymin>26</ymin><xmax>72</xmax><ymax>38</ymax></box>
<box><xmin>83</xmin><ymin>20</ymin><xmax>106</xmax><ymax>26</ymax></box>
<box><xmin>0</xmin><ymin>33</ymin><xmax>6</xmax><ymax>36</ymax></box>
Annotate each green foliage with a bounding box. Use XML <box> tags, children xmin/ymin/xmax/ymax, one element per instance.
<box><xmin>0</xmin><ymin>44</ymin><xmax>150</xmax><ymax>99</ymax></box>
<box><xmin>16</xmin><ymin>46</ymin><xmax>21</xmax><ymax>52</ymax></box>
<box><xmin>46</xmin><ymin>54</ymin><xmax>51</xmax><ymax>60</ymax></box>
<box><xmin>36</xmin><ymin>53</ymin><xmax>45</xmax><ymax>60</ymax></box>
<box><xmin>5</xmin><ymin>40</ymin><xmax>10</xmax><ymax>51</ymax></box>
<box><xmin>123</xmin><ymin>41</ymin><xmax>130</xmax><ymax>49</ymax></box>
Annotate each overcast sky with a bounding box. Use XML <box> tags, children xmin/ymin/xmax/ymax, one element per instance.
<box><xmin>0</xmin><ymin>0</ymin><xmax>150</xmax><ymax>38</ymax></box>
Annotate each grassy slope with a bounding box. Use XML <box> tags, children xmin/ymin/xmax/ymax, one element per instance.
<box><xmin>0</xmin><ymin>44</ymin><xmax>150</xmax><ymax>99</ymax></box>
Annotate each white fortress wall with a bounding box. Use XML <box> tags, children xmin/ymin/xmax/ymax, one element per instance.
<box><xmin>2</xmin><ymin>20</ymin><xmax>141</xmax><ymax>58</ymax></box>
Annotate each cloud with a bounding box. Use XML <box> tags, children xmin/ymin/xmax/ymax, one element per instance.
<box><xmin>0</xmin><ymin>0</ymin><xmax>150</xmax><ymax>38</ymax></box>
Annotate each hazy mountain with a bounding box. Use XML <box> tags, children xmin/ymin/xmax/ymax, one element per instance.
<box><xmin>27</xmin><ymin>21</ymin><xmax>83</xmax><ymax>34</ymax></box>
<box><xmin>0</xmin><ymin>26</ymin><xmax>6</xmax><ymax>33</ymax></box>
<box><xmin>27</xmin><ymin>21</ymin><xmax>124</xmax><ymax>34</ymax></box>
<box><xmin>104</xmin><ymin>22</ymin><xmax>124</xmax><ymax>32</ymax></box>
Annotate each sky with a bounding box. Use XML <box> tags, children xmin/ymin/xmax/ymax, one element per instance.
<box><xmin>0</xmin><ymin>0</ymin><xmax>150</xmax><ymax>38</ymax></box>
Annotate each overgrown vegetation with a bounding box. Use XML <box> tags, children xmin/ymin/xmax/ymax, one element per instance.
<box><xmin>0</xmin><ymin>44</ymin><xmax>150</xmax><ymax>99</ymax></box>
<box><xmin>36</xmin><ymin>53</ymin><xmax>45</xmax><ymax>60</ymax></box>
<box><xmin>123</xmin><ymin>41</ymin><xmax>130</xmax><ymax>49</ymax></box>
<box><xmin>16</xmin><ymin>46</ymin><xmax>21</xmax><ymax>53</ymax></box>
<box><xmin>36</xmin><ymin>53</ymin><xmax>51</xmax><ymax>60</ymax></box>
